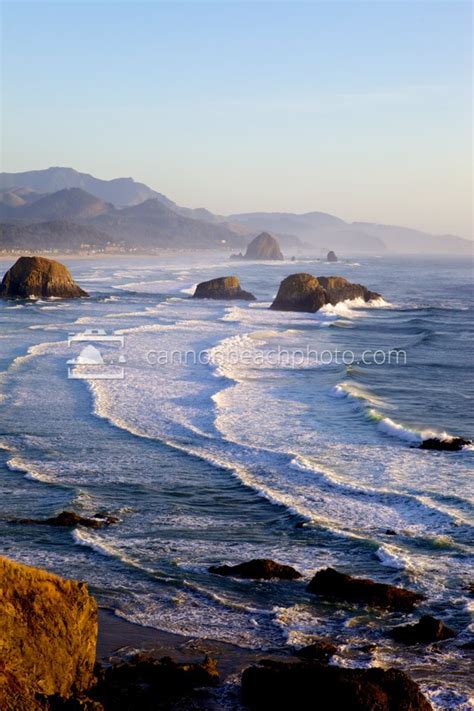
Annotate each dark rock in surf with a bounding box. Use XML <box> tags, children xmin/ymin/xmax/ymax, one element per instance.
<box><xmin>419</xmin><ymin>437</ymin><xmax>471</xmax><ymax>452</ymax></box>
<box><xmin>307</xmin><ymin>567</ymin><xmax>424</xmax><ymax>611</ymax></box>
<box><xmin>192</xmin><ymin>276</ymin><xmax>255</xmax><ymax>301</ymax></box>
<box><xmin>270</xmin><ymin>273</ymin><xmax>327</xmax><ymax>313</ymax></box>
<box><xmin>317</xmin><ymin>275</ymin><xmax>381</xmax><ymax>305</ymax></box>
<box><xmin>390</xmin><ymin>615</ymin><xmax>456</xmax><ymax>645</ymax></box>
<box><xmin>243</xmin><ymin>232</ymin><xmax>284</xmax><ymax>260</ymax></box>
<box><xmin>240</xmin><ymin>659</ymin><xmax>432</xmax><ymax>710</ymax></box>
<box><xmin>385</xmin><ymin>529</ymin><xmax>397</xmax><ymax>536</ymax></box>
<box><xmin>270</xmin><ymin>273</ymin><xmax>381</xmax><ymax>313</ymax></box>
<box><xmin>209</xmin><ymin>558</ymin><xmax>302</xmax><ymax>580</ymax></box>
<box><xmin>0</xmin><ymin>256</ymin><xmax>88</xmax><ymax>298</ymax></box>
<box><xmin>294</xmin><ymin>639</ymin><xmax>338</xmax><ymax>663</ymax></box>
<box><xmin>16</xmin><ymin>510</ymin><xmax>118</xmax><ymax>529</ymax></box>
<box><xmin>327</xmin><ymin>250</ymin><xmax>338</xmax><ymax>262</ymax></box>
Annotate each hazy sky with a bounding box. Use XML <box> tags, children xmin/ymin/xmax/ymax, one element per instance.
<box><xmin>1</xmin><ymin>1</ymin><xmax>472</xmax><ymax>237</ymax></box>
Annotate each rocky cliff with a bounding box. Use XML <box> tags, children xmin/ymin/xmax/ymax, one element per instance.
<box><xmin>0</xmin><ymin>256</ymin><xmax>88</xmax><ymax>298</ymax></box>
<box><xmin>0</xmin><ymin>556</ymin><xmax>97</xmax><ymax>710</ymax></box>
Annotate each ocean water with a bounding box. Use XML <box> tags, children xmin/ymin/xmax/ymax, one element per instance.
<box><xmin>0</xmin><ymin>253</ymin><xmax>473</xmax><ymax>709</ymax></box>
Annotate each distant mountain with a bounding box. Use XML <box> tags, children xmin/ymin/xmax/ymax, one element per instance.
<box><xmin>229</xmin><ymin>212</ymin><xmax>385</xmax><ymax>254</ymax></box>
<box><xmin>0</xmin><ymin>221</ymin><xmax>117</xmax><ymax>251</ymax></box>
<box><xmin>91</xmin><ymin>198</ymin><xmax>244</xmax><ymax>249</ymax></box>
<box><xmin>1</xmin><ymin>167</ymin><xmax>471</xmax><ymax>255</ymax></box>
<box><xmin>0</xmin><ymin>188</ymin><xmax>112</xmax><ymax>222</ymax></box>
<box><xmin>0</xmin><ymin>167</ymin><xmax>174</xmax><ymax>209</ymax></box>
<box><xmin>353</xmin><ymin>222</ymin><xmax>473</xmax><ymax>256</ymax></box>
<box><xmin>229</xmin><ymin>211</ymin><xmax>472</xmax><ymax>255</ymax></box>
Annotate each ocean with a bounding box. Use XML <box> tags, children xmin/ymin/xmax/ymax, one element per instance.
<box><xmin>0</xmin><ymin>253</ymin><xmax>472</xmax><ymax>709</ymax></box>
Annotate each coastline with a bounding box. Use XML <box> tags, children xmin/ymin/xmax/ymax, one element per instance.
<box><xmin>97</xmin><ymin>607</ymin><xmax>273</xmax><ymax>680</ymax></box>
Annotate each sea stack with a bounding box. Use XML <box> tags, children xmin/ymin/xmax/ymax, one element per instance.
<box><xmin>0</xmin><ymin>256</ymin><xmax>88</xmax><ymax>298</ymax></box>
<box><xmin>244</xmin><ymin>232</ymin><xmax>284</xmax><ymax>260</ymax></box>
<box><xmin>327</xmin><ymin>250</ymin><xmax>338</xmax><ymax>262</ymax></box>
<box><xmin>270</xmin><ymin>273</ymin><xmax>381</xmax><ymax>313</ymax></box>
<box><xmin>193</xmin><ymin>276</ymin><xmax>255</xmax><ymax>300</ymax></box>
<box><xmin>0</xmin><ymin>556</ymin><xmax>97</xmax><ymax>708</ymax></box>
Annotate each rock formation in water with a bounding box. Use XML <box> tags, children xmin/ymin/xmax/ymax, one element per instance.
<box><xmin>317</xmin><ymin>275</ymin><xmax>380</xmax><ymax>305</ymax></box>
<box><xmin>240</xmin><ymin>659</ymin><xmax>432</xmax><ymax>710</ymax></box>
<box><xmin>307</xmin><ymin>567</ymin><xmax>424</xmax><ymax>611</ymax></box>
<box><xmin>327</xmin><ymin>250</ymin><xmax>338</xmax><ymax>262</ymax></box>
<box><xmin>419</xmin><ymin>436</ymin><xmax>471</xmax><ymax>451</ymax></box>
<box><xmin>0</xmin><ymin>256</ymin><xmax>88</xmax><ymax>298</ymax></box>
<box><xmin>270</xmin><ymin>273</ymin><xmax>327</xmax><ymax>313</ymax></box>
<box><xmin>389</xmin><ymin>615</ymin><xmax>456</xmax><ymax>645</ymax></box>
<box><xmin>193</xmin><ymin>276</ymin><xmax>255</xmax><ymax>300</ymax></box>
<box><xmin>243</xmin><ymin>232</ymin><xmax>284</xmax><ymax>260</ymax></box>
<box><xmin>0</xmin><ymin>556</ymin><xmax>97</xmax><ymax>709</ymax></box>
<box><xmin>270</xmin><ymin>273</ymin><xmax>381</xmax><ymax>313</ymax></box>
<box><xmin>294</xmin><ymin>639</ymin><xmax>338</xmax><ymax>663</ymax></box>
<box><xmin>209</xmin><ymin>558</ymin><xmax>302</xmax><ymax>580</ymax></box>
<box><xmin>16</xmin><ymin>510</ymin><xmax>119</xmax><ymax>529</ymax></box>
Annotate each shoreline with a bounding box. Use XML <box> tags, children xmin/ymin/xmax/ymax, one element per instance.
<box><xmin>97</xmin><ymin>607</ymin><xmax>283</xmax><ymax>681</ymax></box>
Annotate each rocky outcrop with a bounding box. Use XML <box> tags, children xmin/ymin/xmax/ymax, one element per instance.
<box><xmin>390</xmin><ymin>616</ymin><xmax>456</xmax><ymax>645</ymax></box>
<box><xmin>209</xmin><ymin>558</ymin><xmax>302</xmax><ymax>580</ymax></box>
<box><xmin>270</xmin><ymin>273</ymin><xmax>381</xmax><ymax>313</ymax></box>
<box><xmin>244</xmin><ymin>232</ymin><xmax>284</xmax><ymax>260</ymax></box>
<box><xmin>16</xmin><ymin>510</ymin><xmax>119</xmax><ymax>529</ymax></box>
<box><xmin>241</xmin><ymin>660</ymin><xmax>432</xmax><ymax>710</ymax></box>
<box><xmin>270</xmin><ymin>273</ymin><xmax>327</xmax><ymax>313</ymax></box>
<box><xmin>294</xmin><ymin>639</ymin><xmax>338</xmax><ymax>663</ymax></box>
<box><xmin>317</xmin><ymin>276</ymin><xmax>381</xmax><ymax>305</ymax></box>
<box><xmin>307</xmin><ymin>568</ymin><xmax>424</xmax><ymax>611</ymax></box>
<box><xmin>0</xmin><ymin>556</ymin><xmax>97</xmax><ymax>710</ymax></box>
<box><xmin>89</xmin><ymin>654</ymin><xmax>219</xmax><ymax>709</ymax></box>
<box><xmin>419</xmin><ymin>437</ymin><xmax>471</xmax><ymax>451</ymax></box>
<box><xmin>0</xmin><ymin>256</ymin><xmax>88</xmax><ymax>298</ymax></box>
<box><xmin>192</xmin><ymin>276</ymin><xmax>255</xmax><ymax>301</ymax></box>
<box><xmin>327</xmin><ymin>250</ymin><xmax>338</xmax><ymax>262</ymax></box>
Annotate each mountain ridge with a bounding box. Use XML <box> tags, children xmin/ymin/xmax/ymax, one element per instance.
<box><xmin>0</xmin><ymin>167</ymin><xmax>471</xmax><ymax>255</ymax></box>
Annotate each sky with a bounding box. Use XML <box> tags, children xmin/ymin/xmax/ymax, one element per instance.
<box><xmin>1</xmin><ymin>0</ymin><xmax>472</xmax><ymax>237</ymax></box>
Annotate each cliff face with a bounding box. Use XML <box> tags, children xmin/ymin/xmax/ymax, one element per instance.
<box><xmin>0</xmin><ymin>556</ymin><xmax>98</xmax><ymax>710</ymax></box>
<box><xmin>0</xmin><ymin>256</ymin><xmax>88</xmax><ymax>298</ymax></box>
<box><xmin>244</xmin><ymin>232</ymin><xmax>284</xmax><ymax>260</ymax></box>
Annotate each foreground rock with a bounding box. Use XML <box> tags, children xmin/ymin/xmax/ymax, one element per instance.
<box><xmin>209</xmin><ymin>558</ymin><xmax>302</xmax><ymax>580</ymax></box>
<box><xmin>327</xmin><ymin>250</ymin><xmax>338</xmax><ymax>262</ymax></box>
<box><xmin>243</xmin><ymin>232</ymin><xmax>284</xmax><ymax>260</ymax></box>
<box><xmin>0</xmin><ymin>556</ymin><xmax>97</xmax><ymax>710</ymax></box>
<box><xmin>270</xmin><ymin>273</ymin><xmax>381</xmax><ymax>313</ymax></box>
<box><xmin>390</xmin><ymin>615</ymin><xmax>456</xmax><ymax>645</ymax></box>
<box><xmin>17</xmin><ymin>510</ymin><xmax>119</xmax><ymax>529</ymax></box>
<box><xmin>307</xmin><ymin>568</ymin><xmax>424</xmax><ymax>611</ymax></box>
<box><xmin>0</xmin><ymin>256</ymin><xmax>88</xmax><ymax>298</ymax></box>
<box><xmin>419</xmin><ymin>436</ymin><xmax>471</xmax><ymax>451</ymax></box>
<box><xmin>241</xmin><ymin>659</ymin><xmax>432</xmax><ymax>710</ymax></box>
<box><xmin>192</xmin><ymin>276</ymin><xmax>255</xmax><ymax>301</ymax></box>
<box><xmin>87</xmin><ymin>654</ymin><xmax>219</xmax><ymax>709</ymax></box>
